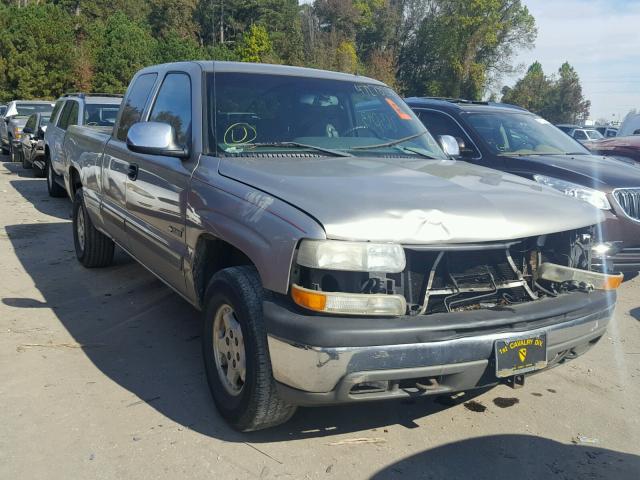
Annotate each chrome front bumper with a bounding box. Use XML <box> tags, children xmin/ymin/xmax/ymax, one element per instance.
<box><xmin>267</xmin><ymin>295</ymin><xmax>613</xmax><ymax>405</ymax></box>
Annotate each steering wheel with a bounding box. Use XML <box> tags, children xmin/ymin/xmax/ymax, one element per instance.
<box><xmin>342</xmin><ymin>125</ymin><xmax>379</xmax><ymax>137</ymax></box>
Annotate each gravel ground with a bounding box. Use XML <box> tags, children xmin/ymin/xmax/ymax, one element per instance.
<box><xmin>1</xmin><ymin>156</ymin><xmax>639</xmax><ymax>480</ymax></box>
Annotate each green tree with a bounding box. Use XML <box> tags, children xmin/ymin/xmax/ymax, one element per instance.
<box><xmin>398</xmin><ymin>0</ymin><xmax>537</xmax><ymax>99</ymax></box>
<box><xmin>502</xmin><ymin>61</ymin><xmax>590</xmax><ymax>123</ymax></box>
<box><xmin>148</xmin><ymin>0</ymin><xmax>198</xmax><ymax>40</ymax></box>
<box><xmin>155</xmin><ymin>31</ymin><xmax>205</xmax><ymax>63</ymax></box>
<box><xmin>88</xmin><ymin>13</ymin><xmax>157</xmax><ymax>93</ymax></box>
<box><xmin>501</xmin><ymin>61</ymin><xmax>553</xmax><ymax>117</ymax></box>
<box><xmin>236</xmin><ymin>24</ymin><xmax>274</xmax><ymax>63</ymax></box>
<box><xmin>549</xmin><ymin>62</ymin><xmax>590</xmax><ymax>123</ymax></box>
<box><xmin>0</xmin><ymin>3</ymin><xmax>76</xmax><ymax>100</ymax></box>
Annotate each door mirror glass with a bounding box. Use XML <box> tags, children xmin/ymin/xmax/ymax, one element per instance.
<box><xmin>126</xmin><ymin>121</ymin><xmax>189</xmax><ymax>158</ymax></box>
<box><xmin>439</xmin><ymin>135</ymin><xmax>460</xmax><ymax>158</ymax></box>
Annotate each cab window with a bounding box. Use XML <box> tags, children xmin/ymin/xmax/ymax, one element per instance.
<box><xmin>116</xmin><ymin>73</ymin><xmax>158</xmax><ymax>141</ymax></box>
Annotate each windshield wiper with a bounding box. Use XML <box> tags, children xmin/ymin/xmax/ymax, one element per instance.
<box><xmin>240</xmin><ymin>141</ymin><xmax>352</xmax><ymax>157</ymax></box>
<box><xmin>349</xmin><ymin>131</ymin><xmax>428</xmax><ymax>150</ymax></box>
<box><xmin>498</xmin><ymin>152</ymin><xmax>588</xmax><ymax>157</ymax></box>
<box><xmin>394</xmin><ymin>145</ymin><xmax>437</xmax><ymax>159</ymax></box>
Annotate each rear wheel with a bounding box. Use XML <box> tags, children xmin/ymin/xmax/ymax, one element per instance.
<box><xmin>202</xmin><ymin>266</ymin><xmax>296</xmax><ymax>431</ymax></box>
<box><xmin>73</xmin><ymin>188</ymin><xmax>115</xmax><ymax>268</ymax></box>
<box><xmin>47</xmin><ymin>159</ymin><xmax>66</xmax><ymax>197</ymax></box>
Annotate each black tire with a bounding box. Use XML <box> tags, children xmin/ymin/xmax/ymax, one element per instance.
<box><xmin>47</xmin><ymin>158</ymin><xmax>66</xmax><ymax>197</ymax></box>
<box><xmin>202</xmin><ymin>266</ymin><xmax>296</xmax><ymax>431</ymax></box>
<box><xmin>73</xmin><ymin>188</ymin><xmax>115</xmax><ymax>268</ymax></box>
<box><xmin>34</xmin><ymin>161</ymin><xmax>46</xmax><ymax>178</ymax></box>
<box><xmin>21</xmin><ymin>150</ymin><xmax>31</xmax><ymax>169</ymax></box>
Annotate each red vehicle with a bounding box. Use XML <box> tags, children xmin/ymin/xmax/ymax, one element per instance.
<box><xmin>585</xmin><ymin>135</ymin><xmax>640</xmax><ymax>164</ymax></box>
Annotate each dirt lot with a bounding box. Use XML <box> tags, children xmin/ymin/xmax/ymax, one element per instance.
<box><xmin>1</xmin><ymin>156</ymin><xmax>639</xmax><ymax>480</ymax></box>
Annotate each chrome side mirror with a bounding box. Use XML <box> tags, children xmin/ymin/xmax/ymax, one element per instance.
<box><xmin>439</xmin><ymin>135</ymin><xmax>460</xmax><ymax>158</ymax></box>
<box><xmin>126</xmin><ymin>121</ymin><xmax>189</xmax><ymax>159</ymax></box>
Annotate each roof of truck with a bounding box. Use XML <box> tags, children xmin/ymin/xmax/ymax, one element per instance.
<box><xmin>139</xmin><ymin>61</ymin><xmax>386</xmax><ymax>86</ymax></box>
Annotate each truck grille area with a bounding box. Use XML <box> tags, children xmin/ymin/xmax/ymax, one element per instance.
<box><xmin>293</xmin><ymin>228</ymin><xmax>594</xmax><ymax>317</ymax></box>
<box><xmin>614</xmin><ymin>188</ymin><xmax>640</xmax><ymax>221</ymax></box>
<box><xmin>402</xmin><ymin>246</ymin><xmax>534</xmax><ymax>314</ymax></box>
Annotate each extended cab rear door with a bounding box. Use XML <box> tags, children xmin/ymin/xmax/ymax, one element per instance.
<box><xmin>100</xmin><ymin>73</ymin><xmax>158</xmax><ymax>250</ymax></box>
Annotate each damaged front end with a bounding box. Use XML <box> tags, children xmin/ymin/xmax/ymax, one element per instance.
<box><xmin>289</xmin><ymin>227</ymin><xmax>622</xmax><ymax>317</ymax></box>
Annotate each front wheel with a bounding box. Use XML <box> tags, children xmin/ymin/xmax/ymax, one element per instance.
<box><xmin>73</xmin><ymin>188</ymin><xmax>115</xmax><ymax>267</ymax></box>
<box><xmin>202</xmin><ymin>266</ymin><xmax>296</xmax><ymax>431</ymax></box>
<box><xmin>47</xmin><ymin>159</ymin><xmax>66</xmax><ymax>197</ymax></box>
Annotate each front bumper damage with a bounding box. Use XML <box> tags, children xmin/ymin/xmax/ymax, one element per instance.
<box><xmin>265</xmin><ymin>290</ymin><xmax>615</xmax><ymax>406</ymax></box>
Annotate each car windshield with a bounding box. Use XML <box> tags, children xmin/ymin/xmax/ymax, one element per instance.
<box><xmin>465</xmin><ymin>112</ymin><xmax>589</xmax><ymax>155</ymax></box>
<box><xmin>586</xmin><ymin>129</ymin><xmax>604</xmax><ymax>140</ymax></box>
<box><xmin>84</xmin><ymin>104</ymin><xmax>120</xmax><ymax>126</ymax></box>
<box><xmin>16</xmin><ymin>103</ymin><xmax>53</xmax><ymax>116</ymax></box>
<box><xmin>209</xmin><ymin>72</ymin><xmax>446</xmax><ymax>159</ymax></box>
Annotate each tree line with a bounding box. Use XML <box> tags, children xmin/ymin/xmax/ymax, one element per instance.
<box><xmin>0</xmin><ymin>0</ymin><xmax>591</xmax><ymax>122</ymax></box>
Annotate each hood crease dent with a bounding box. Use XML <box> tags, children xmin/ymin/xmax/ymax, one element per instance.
<box><xmin>219</xmin><ymin>156</ymin><xmax>604</xmax><ymax>244</ymax></box>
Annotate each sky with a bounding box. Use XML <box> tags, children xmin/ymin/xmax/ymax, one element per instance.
<box><xmin>506</xmin><ymin>0</ymin><xmax>640</xmax><ymax>122</ymax></box>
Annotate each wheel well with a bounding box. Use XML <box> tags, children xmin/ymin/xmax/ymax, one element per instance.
<box><xmin>192</xmin><ymin>235</ymin><xmax>253</xmax><ymax>306</ymax></box>
<box><xmin>69</xmin><ymin>167</ymin><xmax>81</xmax><ymax>197</ymax></box>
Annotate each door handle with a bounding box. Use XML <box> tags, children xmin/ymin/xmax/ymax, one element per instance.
<box><xmin>127</xmin><ymin>163</ymin><xmax>139</xmax><ymax>181</ymax></box>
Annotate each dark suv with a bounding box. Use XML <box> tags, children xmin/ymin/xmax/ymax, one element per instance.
<box><xmin>405</xmin><ymin>97</ymin><xmax>640</xmax><ymax>273</ymax></box>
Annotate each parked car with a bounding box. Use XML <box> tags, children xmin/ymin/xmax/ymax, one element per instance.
<box><xmin>569</xmin><ymin>128</ymin><xmax>604</xmax><ymax>143</ymax></box>
<box><xmin>584</xmin><ymin>135</ymin><xmax>640</xmax><ymax>164</ymax></box>
<box><xmin>1</xmin><ymin>100</ymin><xmax>54</xmax><ymax>161</ymax></box>
<box><xmin>19</xmin><ymin>112</ymin><xmax>50</xmax><ymax>176</ymax></box>
<box><xmin>62</xmin><ymin>62</ymin><xmax>620</xmax><ymax>431</ymax></box>
<box><xmin>406</xmin><ymin>97</ymin><xmax>640</xmax><ymax>273</ymax></box>
<box><xmin>45</xmin><ymin>92</ymin><xmax>122</xmax><ymax>197</ymax></box>
<box><xmin>595</xmin><ymin>126</ymin><xmax>618</xmax><ymax>138</ymax></box>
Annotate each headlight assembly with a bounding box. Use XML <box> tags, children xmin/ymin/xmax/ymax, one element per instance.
<box><xmin>296</xmin><ymin>239</ymin><xmax>406</xmax><ymax>273</ymax></box>
<box><xmin>533</xmin><ymin>175</ymin><xmax>611</xmax><ymax>210</ymax></box>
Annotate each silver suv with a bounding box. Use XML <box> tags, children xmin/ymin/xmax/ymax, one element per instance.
<box><xmin>44</xmin><ymin>93</ymin><xmax>122</xmax><ymax>197</ymax></box>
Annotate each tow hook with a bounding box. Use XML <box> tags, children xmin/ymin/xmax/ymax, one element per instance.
<box><xmin>505</xmin><ymin>374</ymin><xmax>526</xmax><ymax>389</ymax></box>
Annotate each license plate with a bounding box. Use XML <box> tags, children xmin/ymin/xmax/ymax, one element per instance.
<box><xmin>495</xmin><ymin>334</ymin><xmax>547</xmax><ymax>378</ymax></box>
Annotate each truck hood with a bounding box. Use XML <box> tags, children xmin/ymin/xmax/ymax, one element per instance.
<box><xmin>503</xmin><ymin>153</ymin><xmax>640</xmax><ymax>190</ymax></box>
<box><xmin>219</xmin><ymin>156</ymin><xmax>604</xmax><ymax>244</ymax></box>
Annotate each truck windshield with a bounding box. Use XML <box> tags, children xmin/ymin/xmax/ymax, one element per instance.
<box><xmin>465</xmin><ymin>112</ymin><xmax>590</xmax><ymax>156</ymax></box>
<box><xmin>16</xmin><ymin>103</ymin><xmax>53</xmax><ymax>116</ymax></box>
<box><xmin>209</xmin><ymin>72</ymin><xmax>446</xmax><ymax>159</ymax></box>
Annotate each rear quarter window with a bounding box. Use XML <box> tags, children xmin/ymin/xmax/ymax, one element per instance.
<box><xmin>116</xmin><ymin>73</ymin><xmax>158</xmax><ymax>141</ymax></box>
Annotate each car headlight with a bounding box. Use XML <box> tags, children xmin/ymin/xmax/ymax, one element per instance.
<box><xmin>533</xmin><ymin>175</ymin><xmax>611</xmax><ymax>210</ymax></box>
<box><xmin>296</xmin><ymin>239</ymin><xmax>406</xmax><ymax>273</ymax></box>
